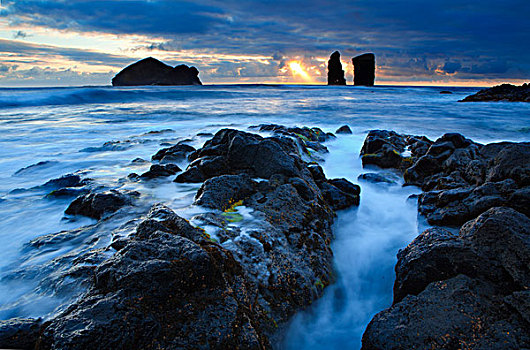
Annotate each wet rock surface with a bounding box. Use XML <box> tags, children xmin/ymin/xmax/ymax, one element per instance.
<box><xmin>363</xmin><ymin>208</ymin><xmax>530</xmax><ymax>349</ymax></box>
<box><xmin>461</xmin><ymin>83</ymin><xmax>530</xmax><ymax>102</ymax></box>
<box><xmin>360</xmin><ymin>129</ymin><xmax>529</xmax><ymax>226</ymax></box>
<box><xmin>1</xmin><ymin>126</ymin><xmax>361</xmax><ymax>349</ymax></box>
<box><xmin>111</xmin><ymin>57</ymin><xmax>202</xmax><ymax>86</ymax></box>
<box><xmin>65</xmin><ymin>190</ymin><xmax>137</xmax><ymax>219</ymax></box>
<box><xmin>360</xmin><ymin>129</ymin><xmax>530</xmax><ymax>349</ymax></box>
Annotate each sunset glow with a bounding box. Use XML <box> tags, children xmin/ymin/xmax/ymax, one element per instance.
<box><xmin>288</xmin><ymin>61</ymin><xmax>312</xmax><ymax>82</ymax></box>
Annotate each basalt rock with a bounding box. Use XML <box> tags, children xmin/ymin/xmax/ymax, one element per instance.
<box><xmin>335</xmin><ymin>125</ymin><xmax>352</xmax><ymax>134</ymax></box>
<box><xmin>327</xmin><ymin>51</ymin><xmax>346</xmax><ymax>85</ymax></box>
<box><xmin>0</xmin><ymin>318</ymin><xmax>42</xmax><ymax>350</ymax></box>
<box><xmin>139</xmin><ymin>164</ymin><xmax>181</xmax><ymax>179</ymax></box>
<box><xmin>33</xmin><ymin>206</ymin><xmax>267</xmax><ymax>350</ymax></box>
<box><xmin>360</xmin><ymin>129</ymin><xmax>529</xmax><ymax>226</ymax></box>
<box><xmin>151</xmin><ymin>142</ymin><xmax>196</xmax><ymax>163</ymax></box>
<box><xmin>65</xmin><ymin>190</ymin><xmax>136</xmax><ymax>219</ymax></box>
<box><xmin>0</xmin><ymin>127</ymin><xmax>362</xmax><ymax>350</ymax></box>
<box><xmin>352</xmin><ymin>53</ymin><xmax>375</xmax><ymax>86</ymax></box>
<box><xmin>111</xmin><ymin>57</ymin><xmax>202</xmax><ymax>86</ymax></box>
<box><xmin>363</xmin><ymin>207</ymin><xmax>530</xmax><ymax>349</ymax></box>
<box><xmin>460</xmin><ymin>83</ymin><xmax>530</xmax><ymax>102</ymax></box>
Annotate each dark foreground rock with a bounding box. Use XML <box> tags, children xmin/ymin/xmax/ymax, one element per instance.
<box><xmin>362</xmin><ymin>207</ymin><xmax>530</xmax><ymax>349</ymax></box>
<box><xmin>352</xmin><ymin>53</ymin><xmax>375</xmax><ymax>86</ymax></box>
<box><xmin>461</xmin><ymin>83</ymin><xmax>530</xmax><ymax>102</ymax></box>
<box><xmin>327</xmin><ymin>51</ymin><xmax>346</xmax><ymax>85</ymax></box>
<box><xmin>112</xmin><ymin>57</ymin><xmax>202</xmax><ymax>86</ymax></box>
<box><xmin>1</xmin><ymin>127</ymin><xmax>361</xmax><ymax>349</ymax></box>
<box><xmin>360</xmin><ymin>128</ymin><xmax>530</xmax><ymax>349</ymax></box>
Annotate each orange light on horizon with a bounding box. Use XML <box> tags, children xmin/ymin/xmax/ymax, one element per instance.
<box><xmin>288</xmin><ymin>61</ymin><xmax>312</xmax><ymax>82</ymax></box>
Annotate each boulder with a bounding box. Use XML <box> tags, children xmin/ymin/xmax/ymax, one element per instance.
<box><xmin>335</xmin><ymin>125</ymin><xmax>352</xmax><ymax>134</ymax></box>
<box><xmin>140</xmin><ymin>164</ymin><xmax>181</xmax><ymax>179</ymax></box>
<box><xmin>65</xmin><ymin>190</ymin><xmax>134</xmax><ymax>219</ymax></box>
<box><xmin>111</xmin><ymin>57</ymin><xmax>202</xmax><ymax>86</ymax></box>
<box><xmin>352</xmin><ymin>53</ymin><xmax>375</xmax><ymax>86</ymax></box>
<box><xmin>151</xmin><ymin>143</ymin><xmax>196</xmax><ymax>163</ymax></box>
<box><xmin>195</xmin><ymin>174</ymin><xmax>257</xmax><ymax>210</ymax></box>
<box><xmin>460</xmin><ymin>83</ymin><xmax>530</xmax><ymax>102</ymax></box>
<box><xmin>327</xmin><ymin>51</ymin><xmax>346</xmax><ymax>85</ymax></box>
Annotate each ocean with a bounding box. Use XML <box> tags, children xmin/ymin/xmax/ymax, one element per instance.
<box><xmin>0</xmin><ymin>84</ymin><xmax>528</xmax><ymax>349</ymax></box>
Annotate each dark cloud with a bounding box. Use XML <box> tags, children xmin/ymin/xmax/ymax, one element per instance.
<box><xmin>3</xmin><ymin>0</ymin><xmax>228</xmax><ymax>35</ymax></box>
<box><xmin>1</xmin><ymin>0</ymin><xmax>529</xmax><ymax>83</ymax></box>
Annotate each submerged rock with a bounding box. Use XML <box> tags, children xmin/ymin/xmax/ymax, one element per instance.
<box><xmin>112</xmin><ymin>57</ymin><xmax>202</xmax><ymax>86</ymax></box>
<box><xmin>335</xmin><ymin>125</ymin><xmax>352</xmax><ymax>134</ymax></box>
<box><xmin>352</xmin><ymin>53</ymin><xmax>375</xmax><ymax>86</ymax></box>
<box><xmin>327</xmin><ymin>51</ymin><xmax>346</xmax><ymax>85</ymax></box>
<box><xmin>461</xmin><ymin>83</ymin><xmax>530</xmax><ymax>102</ymax></box>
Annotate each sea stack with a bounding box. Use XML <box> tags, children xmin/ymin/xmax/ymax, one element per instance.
<box><xmin>327</xmin><ymin>51</ymin><xmax>346</xmax><ymax>85</ymax></box>
<box><xmin>352</xmin><ymin>53</ymin><xmax>375</xmax><ymax>86</ymax></box>
<box><xmin>112</xmin><ymin>57</ymin><xmax>202</xmax><ymax>86</ymax></box>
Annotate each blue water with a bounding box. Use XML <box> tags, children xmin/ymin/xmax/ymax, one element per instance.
<box><xmin>0</xmin><ymin>85</ymin><xmax>528</xmax><ymax>348</ymax></box>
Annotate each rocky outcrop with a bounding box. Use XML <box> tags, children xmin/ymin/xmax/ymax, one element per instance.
<box><xmin>360</xmin><ymin>129</ymin><xmax>530</xmax><ymax>349</ymax></box>
<box><xmin>1</xmin><ymin>126</ymin><xmax>361</xmax><ymax>349</ymax></box>
<box><xmin>360</xmin><ymin>129</ymin><xmax>529</xmax><ymax>227</ymax></box>
<box><xmin>352</xmin><ymin>53</ymin><xmax>375</xmax><ymax>86</ymax></box>
<box><xmin>461</xmin><ymin>83</ymin><xmax>530</xmax><ymax>102</ymax></box>
<box><xmin>362</xmin><ymin>208</ymin><xmax>530</xmax><ymax>349</ymax></box>
<box><xmin>327</xmin><ymin>51</ymin><xmax>346</xmax><ymax>85</ymax></box>
<box><xmin>111</xmin><ymin>57</ymin><xmax>202</xmax><ymax>86</ymax></box>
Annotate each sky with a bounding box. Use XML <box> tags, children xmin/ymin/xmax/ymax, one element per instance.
<box><xmin>0</xmin><ymin>0</ymin><xmax>529</xmax><ymax>87</ymax></box>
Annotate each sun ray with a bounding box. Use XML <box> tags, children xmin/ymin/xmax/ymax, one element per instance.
<box><xmin>288</xmin><ymin>61</ymin><xmax>312</xmax><ymax>82</ymax></box>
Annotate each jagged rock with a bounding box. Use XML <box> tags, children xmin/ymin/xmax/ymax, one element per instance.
<box><xmin>327</xmin><ymin>51</ymin><xmax>346</xmax><ymax>85</ymax></box>
<box><xmin>65</xmin><ymin>190</ymin><xmax>135</xmax><ymax>219</ymax></box>
<box><xmin>111</xmin><ymin>57</ymin><xmax>202</xmax><ymax>86</ymax></box>
<box><xmin>360</xmin><ymin>130</ymin><xmax>411</xmax><ymax>169</ymax></box>
<box><xmin>363</xmin><ymin>207</ymin><xmax>530</xmax><ymax>350</ymax></box>
<box><xmin>335</xmin><ymin>125</ymin><xmax>352</xmax><ymax>134</ymax></box>
<box><xmin>36</xmin><ymin>214</ymin><xmax>266</xmax><ymax>349</ymax></box>
<box><xmin>151</xmin><ymin>143</ymin><xmax>196</xmax><ymax>163</ymax></box>
<box><xmin>195</xmin><ymin>174</ymin><xmax>257</xmax><ymax>210</ymax></box>
<box><xmin>461</xmin><ymin>83</ymin><xmax>530</xmax><ymax>102</ymax></box>
<box><xmin>0</xmin><ymin>318</ymin><xmax>41</xmax><ymax>350</ymax></box>
<box><xmin>363</xmin><ymin>275</ymin><xmax>530</xmax><ymax>350</ymax></box>
<box><xmin>352</xmin><ymin>53</ymin><xmax>375</xmax><ymax>86</ymax></box>
<box><xmin>139</xmin><ymin>164</ymin><xmax>181</xmax><ymax>179</ymax></box>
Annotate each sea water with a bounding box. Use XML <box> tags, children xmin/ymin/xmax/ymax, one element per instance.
<box><xmin>0</xmin><ymin>85</ymin><xmax>528</xmax><ymax>348</ymax></box>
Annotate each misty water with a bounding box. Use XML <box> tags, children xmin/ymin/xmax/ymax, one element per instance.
<box><xmin>0</xmin><ymin>85</ymin><xmax>528</xmax><ymax>348</ymax></box>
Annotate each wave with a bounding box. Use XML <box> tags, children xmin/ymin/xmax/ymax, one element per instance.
<box><xmin>0</xmin><ymin>86</ymin><xmax>243</xmax><ymax>109</ymax></box>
